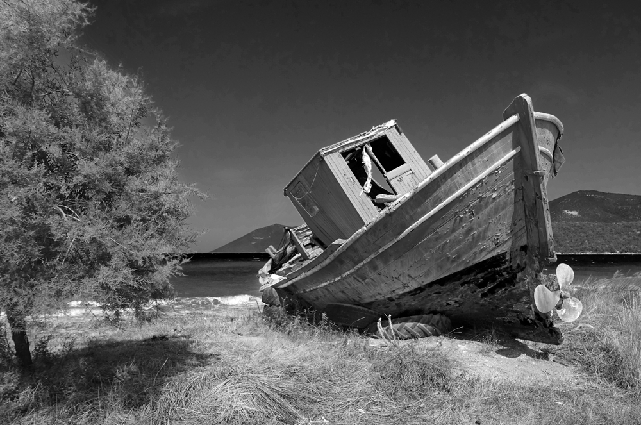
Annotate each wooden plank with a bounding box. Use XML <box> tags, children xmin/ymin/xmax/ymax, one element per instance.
<box><xmin>275</xmin><ymin>103</ymin><xmax>565</xmax><ymax>343</ymax></box>
<box><xmin>325</xmin><ymin>152</ymin><xmax>379</xmax><ymax>224</ymax></box>
<box><xmin>265</xmin><ymin>246</ymin><xmax>277</xmax><ymax>258</ymax></box>
<box><xmin>286</xmin><ymin>154</ymin><xmax>368</xmax><ymax>247</ymax></box>
<box><xmin>385</xmin><ymin>163</ymin><xmax>411</xmax><ymax>180</ymax></box>
<box><xmin>289</xmin><ymin>228</ymin><xmax>310</xmax><ymax>260</ymax></box>
<box><xmin>287</xmin><ymin>172</ymin><xmax>338</xmax><ymax>246</ymax></box>
<box><xmin>301</xmin><ymin>160</ymin><xmax>522</xmax><ymax>307</ymax></box>
<box><xmin>314</xmin><ymin>158</ymin><xmax>367</xmax><ymax>238</ymax></box>
<box><xmin>283</xmin><ymin>239</ymin><xmax>346</xmax><ymax>282</ymax></box>
<box><xmin>277</xmin><ymin>116</ymin><xmax>520</xmax><ymax>294</ymax></box>
<box><xmin>389</xmin><ymin>169</ymin><xmax>420</xmax><ymax>195</ymax></box>
<box><xmin>319</xmin><ymin>120</ymin><xmax>398</xmax><ymax>155</ymax></box>
<box><xmin>285</xmin><ymin>129</ymin><xmax>519</xmax><ymax>289</ymax></box>
<box><xmin>292</xmin><ymin>146</ymin><xmax>521</xmax><ymax>296</ymax></box>
<box><xmin>386</xmin><ymin>127</ymin><xmax>432</xmax><ymax>181</ymax></box>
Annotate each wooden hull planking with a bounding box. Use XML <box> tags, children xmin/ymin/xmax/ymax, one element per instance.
<box><xmin>271</xmin><ymin>95</ymin><xmax>564</xmax><ymax>343</ymax></box>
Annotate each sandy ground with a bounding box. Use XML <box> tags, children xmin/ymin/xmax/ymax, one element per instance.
<box><xmin>368</xmin><ymin>336</ymin><xmax>581</xmax><ymax>387</ymax></box>
<box><xmin>20</xmin><ymin>298</ymin><xmax>581</xmax><ymax>388</ymax></box>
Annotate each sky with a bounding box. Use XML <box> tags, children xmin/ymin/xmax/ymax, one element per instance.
<box><xmin>80</xmin><ymin>0</ymin><xmax>641</xmax><ymax>252</ymax></box>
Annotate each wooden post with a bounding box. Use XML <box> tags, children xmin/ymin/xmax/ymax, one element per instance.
<box><xmin>427</xmin><ymin>154</ymin><xmax>444</xmax><ymax>171</ymax></box>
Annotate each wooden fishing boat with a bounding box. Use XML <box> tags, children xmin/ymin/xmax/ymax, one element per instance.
<box><xmin>260</xmin><ymin>94</ymin><xmax>575</xmax><ymax>344</ymax></box>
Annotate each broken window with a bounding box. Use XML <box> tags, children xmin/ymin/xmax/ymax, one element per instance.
<box><xmin>370</xmin><ymin>136</ymin><xmax>405</xmax><ymax>172</ymax></box>
<box><xmin>342</xmin><ymin>146</ymin><xmax>395</xmax><ymax>209</ymax></box>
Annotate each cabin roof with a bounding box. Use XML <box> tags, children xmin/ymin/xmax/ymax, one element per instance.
<box><xmin>284</xmin><ymin>119</ymin><xmax>401</xmax><ymax>194</ymax></box>
<box><xmin>318</xmin><ymin>119</ymin><xmax>399</xmax><ymax>155</ymax></box>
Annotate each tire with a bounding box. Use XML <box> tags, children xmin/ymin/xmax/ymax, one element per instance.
<box><xmin>370</xmin><ymin>314</ymin><xmax>452</xmax><ymax>339</ymax></box>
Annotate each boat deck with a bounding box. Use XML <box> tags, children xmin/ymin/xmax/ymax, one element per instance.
<box><xmin>273</xmin><ymin>224</ymin><xmax>325</xmax><ymax>277</ymax></box>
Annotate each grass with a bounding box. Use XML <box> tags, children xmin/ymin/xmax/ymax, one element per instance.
<box><xmin>0</xmin><ymin>273</ymin><xmax>640</xmax><ymax>424</ymax></box>
<box><xmin>552</xmin><ymin>273</ymin><xmax>641</xmax><ymax>391</ymax></box>
<box><xmin>552</xmin><ymin>221</ymin><xmax>641</xmax><ymax>253</ymax></box>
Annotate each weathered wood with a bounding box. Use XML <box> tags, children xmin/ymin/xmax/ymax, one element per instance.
<box><xmin>388</xmin><ymin>165</ymin><xmax>419</xmax><ymax>195</ymax></box>
<box><xmin>285</xmin><ymin>155</ymin><xmax>368</xmax><ymax>246</ymax></box>
<box><xmin>294</xmin><ymin>149</ymin><xmax>522</xmax><ymax>303</ymax></box>
<box><xmin>503</xmin><ymin>94</ymin><xmax>555</xmax><ymax>263</ymax></box>
<box><xmin>427</xmin><ymin>154</ymin><xmax>444</xmax><ymax>171</ymax></box>
<box><xmin>281</xmin><ymin>239</ymin><xmax>345</xmax><ymax>282</ymax></box>
<box><xmin>285</xmin><ymin>121</ymin><xmax>436</xmax><ymax>246</ymax></box>
<box><xmin>364</xmin><ymin>145</ymin><xmax>388</xmax><ymax>179</ymax></box>
<box><xmin>325</xmin><ymin>152</ymin><xmax>379</xmax><ymax>226</ymax></box>
<box><xmin>374</xmin><ymin>194</ymin><xmax>400</xmax><ymax>204</ymax></box>
<box><xmin>289</xmin><ymin>228</ymin><xmax>310</xmax><ymax>260</ymax></box>
<box><xmin>271</xmin><ymin>94</ymin><xmax>564</xmax><ymax>344</ymax></box>
<box><xmin>278</xmin><ymin>129</ymin><xmax>520</xmax><ymax>291</ymax></box>
<box><xmin>387</xmin><ymin>125</ymin><xmax>432</xmax><ymax>182</ymax></box>
<box><xmin>265</xmin><ymin>246</ymin><xmax>277</xmax><ymax>258</ymax></box>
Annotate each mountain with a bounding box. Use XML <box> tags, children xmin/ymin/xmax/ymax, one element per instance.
<box><xmin>550</xmin><ymin>190</ymin><xmax>641</xmax><ymax>253</ymax></box>
<box><xmin>550</xmin><ymin>190</ymin><xmax>641</xmax><ymax>223</ymax></box>
<box><xmin>211</xmin><ymin>191</ymin><xmax>641</xmax><ymax>254</ymax></box>
<box><xmin>211</xmin><ymin>224</ymin><xmax>296</xmax><ymax>253</ymax></box>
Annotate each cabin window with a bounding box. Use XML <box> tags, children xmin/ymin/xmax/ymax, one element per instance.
<box><xmin>370</xmin><ymin>136</ymin><xmax>405</xmax><ymax>172</ymax></box>
<box><xmin>342</xmin><ymin>147</ymin><xmax>395</xmax><ymax>209</ymax></box>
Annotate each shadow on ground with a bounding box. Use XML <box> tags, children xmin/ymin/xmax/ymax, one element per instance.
<box><xmin>1</xmin><ymin>333</ymin><xmax>216</xmax><ymax>417</ymax></box>
<box><xmin>448</xmin><ymin>323</ymin><xmax>553</xmax><ymax>360</ymax></box>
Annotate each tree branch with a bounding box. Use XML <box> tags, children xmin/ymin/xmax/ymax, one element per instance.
<box><xmin>54</xmin><ymin>205</ymin><xmax>80</xmax><ymax>221</ymax></box>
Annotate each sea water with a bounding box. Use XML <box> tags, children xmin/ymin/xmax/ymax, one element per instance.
<box><xmin>545</xmin><ymin>263</ymin><xmax>641</xmax><ymax>285</ymax></box>
<box><xmin>170</xmin><ymin>259</ymin><xmax>265</xmax><ymax>301</ymax></box>
<box><xmin>170</xmin><ymin>259</ymin><xmax>641</xmax><ymax>301</ymax></box>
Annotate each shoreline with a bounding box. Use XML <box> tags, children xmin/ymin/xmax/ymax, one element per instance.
<box><xmin>0</xmin><ymin>295</ymin><xmax>265</xmax><ymax>321</ymax></box>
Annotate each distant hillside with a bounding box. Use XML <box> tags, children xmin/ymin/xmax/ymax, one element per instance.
<box><xmin>550</xmin><ymin>190</ymin><xmax>641</xmax><ymax>253</ymax></box>
<box><xmin>210</xmin><ymin>191</ymin><xmax>640</xmax><ymax>254</ymax></box>
<box><xmin>550</xmin><ymin>190</ymin><xmax>641</xmax><ymax>223</ymax></box>
<box><xmin>211</xmin><ymin>224</ymin><xmax>296</xmax><ymax>253</ymax></box>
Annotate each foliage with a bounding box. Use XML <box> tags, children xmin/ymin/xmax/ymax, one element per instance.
<box><xmin>0</xmin><ymin>0</ymin><xmax>203</xmax><ymax>363</ymax></box>
<box><xmin>553</xmin><ymin>221</ymin><xmax>641</xmax><ymax>253</ymax></box>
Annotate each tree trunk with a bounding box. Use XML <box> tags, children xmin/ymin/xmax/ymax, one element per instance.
<box><xmin>6</xmin><ymin>306</ymin><xmax>32</xmax><ymax>367</ymax></box>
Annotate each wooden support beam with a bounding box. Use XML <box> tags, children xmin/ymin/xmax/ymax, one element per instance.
<box><xmin>265</xmin><ymin>246</ymin><xmax>277</xmax><ymax>259</ymax></box>
<box><xmin>289</xmin><ymin>229</ymin><xmax>310</xmax><ymax>260</ymax></box>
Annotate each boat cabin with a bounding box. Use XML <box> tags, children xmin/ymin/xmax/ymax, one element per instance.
<box><xmin>284</xmin><ymin>120</ymin><xmax>434</xmax><ymax>247</ymax></box>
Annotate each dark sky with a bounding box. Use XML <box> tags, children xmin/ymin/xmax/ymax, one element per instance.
<box><xmin>81</xmin><ymin>0</ymin><xmax>641</xmax><ymax>251</ymax></box>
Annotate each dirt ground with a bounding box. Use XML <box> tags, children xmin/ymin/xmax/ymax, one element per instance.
<box><xmin>27</xmin><ymin>299</ymin><xmax>583</xmax><ymax>389</ymax></box>
<box><xmin>367</xmin><ymin>335</ymin><xmax>581</xmax><ymax>387</ymax></box>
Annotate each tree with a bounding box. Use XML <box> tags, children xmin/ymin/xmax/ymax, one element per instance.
<box><xmin>0</xmin><ymin>0</ymin><xmax>203</xmax><ymax>366</ymax></box>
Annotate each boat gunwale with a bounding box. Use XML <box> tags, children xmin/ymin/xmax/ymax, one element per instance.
<box><xmin>276</xmin><ymin>110</ymin><xmax>563</xmax><ymax>291</ymax></box>
<box><xmin>534</xmin><ymin>112</ymin><xmax>564</xmax><ymax>137</ymax></box>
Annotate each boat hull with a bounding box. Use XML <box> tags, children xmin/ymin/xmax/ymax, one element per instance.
<box><xmin>271</xmin><ymin>95</ymin><xmax>565</xmax><ymax>343</ymax></box>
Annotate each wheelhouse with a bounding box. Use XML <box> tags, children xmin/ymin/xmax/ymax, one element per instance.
<box><xmin>284</xmin><ymin>120</ymin><xmax>434</xmax><ymax>247</ymax></box>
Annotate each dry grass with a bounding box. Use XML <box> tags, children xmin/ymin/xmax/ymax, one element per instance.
<box><xmin>553</xmin><ymin>273</ymin><xmax>641</xmax><ymax>392</ymax></box>
<box><xmin>1</xmin><ymin>274</ymin><xmax>640</xmax><ymax>424</ymax></box>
